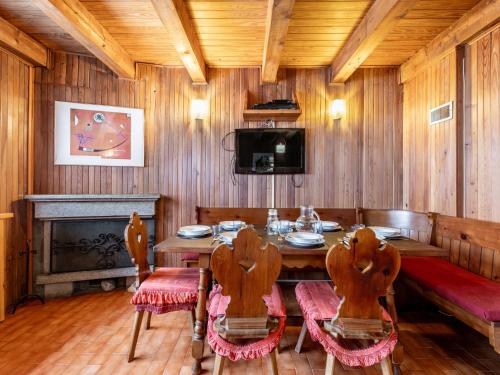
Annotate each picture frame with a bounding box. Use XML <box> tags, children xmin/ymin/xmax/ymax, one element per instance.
<box><xmin>54</xmin><ymin>101</ymin><xmax>144</xmax><ymax>167</ymax></box>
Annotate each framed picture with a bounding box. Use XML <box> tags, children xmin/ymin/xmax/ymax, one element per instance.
<box><xmin>54</xmin><ymin>101</ymin><xmax>144</xmax><ymax>167</ymax></box>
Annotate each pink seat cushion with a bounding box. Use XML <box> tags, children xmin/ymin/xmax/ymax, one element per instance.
<box><xmin>131</xmin><ymin>267</ymin><xmax>199</xmax><ymax>314</ymax></box>
<box><xmin>181</xmin><ymin>252</ymin><xmax>199</xmax><ymax>262</ymax></box>
<box><xmin>207</xmin><ymin>284</ymin><xmax>286</xmax><ymax>361</ymax></box>
<box><xmin>295</xmin><ymin>281</ymin><xmax>397</xmax><ymax>368</ymax></box>
<box><xmin>401</xmin><ymin>256</ymin><xmax>500</xmax><ymax>321</ymax></box>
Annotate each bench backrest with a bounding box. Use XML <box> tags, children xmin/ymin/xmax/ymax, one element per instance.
<box><xmin>435</xmin><ymin>215</ymin><xmax>500</xmax><ymax>282</ymax></box>
<box><xmin>197</xmin><ymin>207</ymin><xmax>358</xmax><ymax>228</ymax></box>
<box><xmin>360</xmin><ymin>209</ymin><xmax>436</xmax><ymax>244</ymax></box>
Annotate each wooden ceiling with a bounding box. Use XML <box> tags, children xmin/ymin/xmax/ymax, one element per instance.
<box><xmin>0</xmin><ymin>0</ymin><xmax>483</xmax><ymax>81</ymax></box>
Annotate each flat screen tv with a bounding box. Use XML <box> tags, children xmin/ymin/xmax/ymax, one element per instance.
<box><xmin>235</xmin><ymin>128</ymin><xmax>305</xmax><ymax>174</ymax></box>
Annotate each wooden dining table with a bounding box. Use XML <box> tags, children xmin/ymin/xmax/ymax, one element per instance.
<box><xmin>153</xmin><ymin>228</ymin><xmax>448</xmax><ymax>374</ymax></box>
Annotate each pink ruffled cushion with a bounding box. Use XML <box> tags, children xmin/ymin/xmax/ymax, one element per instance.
<box><xmin>295</xmin><ymin>281</ymin><xmax>397</xmax><ymax>368</ymax></box>
<box><xmin>131</xmin><ymin>267</ymin><xmax>199</xmax><ymax>314</ymax></box>
<box><xmin>207</xmin><ymin>284</ymin><xmax>286</xmax><ymax>361</ymax></box>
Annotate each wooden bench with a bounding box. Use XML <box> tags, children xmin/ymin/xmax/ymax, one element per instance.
<box><xmin>359</xmin><ymin>208</ymin><xmax>436</xmax><ymax>244</ymax></box>
<box><xmin>399</xmin><ymin>215</ymin><xmax>500</xmax><ymax>353</ymax></box>
<box><xmin>196</xmin><ymin>207</ymin><xmax>358</xmax><ymax>228</ymax></box>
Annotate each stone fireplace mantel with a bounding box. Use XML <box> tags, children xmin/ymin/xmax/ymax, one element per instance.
<box><xmin>26</xmin><ymin>194</ymin><xmax>160</xmax><ymax>219</ymax></box>
<box><xmin>26</xmin><ymin>194</ymin><xmax>161</xmax><ymax>298</ymax></box>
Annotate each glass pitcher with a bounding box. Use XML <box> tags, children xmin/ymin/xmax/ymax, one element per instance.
<box><xmin>295</xmin><ymin>205</ymin><xmax>322</xmax><ymax>233</ymax></box>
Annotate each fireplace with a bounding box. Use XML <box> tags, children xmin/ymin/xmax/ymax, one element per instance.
<box><xmin>51</xmin><ymin>219</ymin><xmax>154</xmax><ymax>273</ymax></box>
<box><xmin>26</xmin><ymin>194</ymin><xmax>160</xmax><ymax>298</ymax></box>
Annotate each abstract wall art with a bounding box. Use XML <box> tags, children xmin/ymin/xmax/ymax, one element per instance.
<box><xmin>54</xmin><ymin>101</ymin><xmax>144</xmax><ymax>166</ymax></box>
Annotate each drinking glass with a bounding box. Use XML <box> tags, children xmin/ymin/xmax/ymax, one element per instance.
<box><xmin>278</xmin><ymin>220</ymin><xmax>291</xmax><ymax>237</ymax></box>
<box><xmin>212</xmin><ymin>224</ymin><xmax>221</xmax><ymax>238</ymax></box>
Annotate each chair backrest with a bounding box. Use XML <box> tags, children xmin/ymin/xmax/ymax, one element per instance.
<box><xmin>124</xmin><ymin>212</ymin><xmax>150</xmax><ymax>285</ymax></box>
<box><xmin>360</xmin><ymin>208</ymin><xmax>436</xmax><ymax>244</ymax></box>
<box><xmin>211</xmin><ymin>228</ymin><xmax>281</xmax><ymax>321</ymax></box>
<box><xmin>435</xmin><ymin>215</ymin><xmax>500</xmax><ymax>282</ymax></box>
<box><xmin>197</xmin><ymin>207</ymin><xmax>358</xmax><ymax>228</ymax></box>
<box><xmin>325</xmin><ymin>228</ymin><xmax>400</xmax><ymax>337</ymax></box>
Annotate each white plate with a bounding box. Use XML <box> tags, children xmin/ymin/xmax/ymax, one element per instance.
<box><xmin>286</xmin><ymin>232</ymin><xmax>324</xmax><ymax>244</ymax></box>
<box><xmin>368</xmin><ymin>226</ymin><xmax>400</xmax><ymax>236</ymax></box>
<box><xmin>220</xmin><ymin>231</ymin><xmax>238</xmax><ymax>244</ymax></box>
<box><xmin>178</xmin><ymin>225</ymin><xmax>211</xmax><ymax>234</ymax></box>
<box><xmin>220</xmin><ymin>220</ymin><xmax>245</xmax><ymax>230</ymax></box>
<box><xmin>345</xmin><ymin>231</ymin><xmax>385</xmax><ymax>241</ymax></box>
<box><xmin>321</xmin><ymin>221</ymin><xmax>340</xmax><ymax>229</ymax></box>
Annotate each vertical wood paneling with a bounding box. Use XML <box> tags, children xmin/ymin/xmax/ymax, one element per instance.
<box><xmin>0</xmin><ymin>48</ymin><xmax>30</xmax><ymax>309</ymax></box>
<box><xmin>403</xmin><ymin>51</ymin><xmax>457</xmax><ymax>216</ymax></box>
<box><xmin>34</xmin><ymin>52</ymin><xmax>402</xmax><ymax>266</ymax></box>
<box><xmin>465</xmin><ymin>26</ymin><xmax>500</xmax><ymax>222</ymax></box>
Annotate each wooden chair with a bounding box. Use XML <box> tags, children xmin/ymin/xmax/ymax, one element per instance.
<box><xmin>359</xmin><ymin>208</ymin><xmax>436</xmax><ymax>244</ymax></box>
<box><xmin>295</xmin><ymin>228</ymin><xmax>401</xmax><ymax>374</ymax></box>
<box><xmin>207</xmin><ymin>227</ymin><xmax>286</xmax><ymax>374</ymax></box>
<box><xmin>125</xmin><ymin>212</ymin><xmax>200</xmax><ymax>362</ymax></box>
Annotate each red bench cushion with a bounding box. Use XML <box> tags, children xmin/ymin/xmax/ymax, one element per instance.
<box><xmin>401</xmin><ymin>256</ymin><xmax>500</xmax><ymax>321</ymax></box>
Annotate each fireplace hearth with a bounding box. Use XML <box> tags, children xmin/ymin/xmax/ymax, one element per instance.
<box><xmin>26</xmin><ymin>194</ymin><xmax>160</xmax><ymax>298</ymax></box>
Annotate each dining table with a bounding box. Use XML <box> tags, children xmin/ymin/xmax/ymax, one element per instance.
<box><xmin>153</xmin><ymin>227</ymin><xmax>449</xmax><ymax>374</ymax></box>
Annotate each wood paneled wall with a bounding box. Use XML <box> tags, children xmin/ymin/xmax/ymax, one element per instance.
<box><xmin>34</xmin><ymin>52</ymin><xmax>402</xmax><ymax>266</ymax></box>
<box><xmin>402</xmin><ymin>23</ymin><xmax>500</xmax><ymax>221</ymax></box>
<box><xmin>464</xmin><ymin>26</ymin><xmax>500</xmax><ymax>222</ymax></box>
<box><xmin>0</xmin><ymin>48</ymin><xmax>30</xmax><ymax>308</ymax></box>
<box><xmin>403</xmin><ymin>51</ymin><xmax>458</xmax><ymax>216</ymax></box>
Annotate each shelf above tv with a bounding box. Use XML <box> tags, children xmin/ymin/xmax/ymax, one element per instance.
<box><xmin>242</xmin><ymin>109</ymin><xmax>302</xmax><ymax>122</ymax></box>
<box><xmin>242</xmin><ymin>90</ymin><xmax>301</xmax><ymax>122</ymax></box>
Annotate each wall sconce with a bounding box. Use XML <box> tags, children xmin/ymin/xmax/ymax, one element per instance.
<box><xmin>191</xmin><ymin>99</ymin><xmax>208</xmax><ymax>120</ymax></box>
<box><xmin>329</xmin><ymin>99</ymin><xmax>346</xmax><ymax>120</ymax></box>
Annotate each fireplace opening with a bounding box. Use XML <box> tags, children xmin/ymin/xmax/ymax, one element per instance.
<box><xmin>51</xmin><ymin>219</ymin><xmax>154</xmax><ymax>273</ymax></box>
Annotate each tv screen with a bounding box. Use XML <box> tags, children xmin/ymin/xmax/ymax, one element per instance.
<box><xmin>235</xmin><ymin>128</ymin><xmax>305</xmax><ymax>174</ymax></box>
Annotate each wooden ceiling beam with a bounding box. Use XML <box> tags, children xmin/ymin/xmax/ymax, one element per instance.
<box><xmin>0</xmin><ymin>16</ymin><xmax>48</xmax><ymax>66</ymax></box>
<box><xmin>400</xmin><ymin>0</ymin><xmax>500</xmax><ymax>83</ymax></box>
<box><xmin>151</xmin><ymin>0</ymin><xmax>207</xmax><ymax>84</ymax></box>
<box><xmin>34</xmin><ymin>0</ymin><xmax>136</xmax><ymax>79</ymax></box>
<box><xmin>261</xmin><ymin>0</ymin><xmax>295</xmax><ymax>83</ymax></box>
<box><xmin>330</xmin><ymin>0</ymin><xmax>414</xmax><ymax>84</ymax></box>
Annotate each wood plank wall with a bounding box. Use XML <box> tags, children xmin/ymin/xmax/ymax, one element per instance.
<box><xmin>464</xmin><ymin>25</ymin><xmax>500</xmax><ymax>222</ymax></box>
<box><xmin>402</xmin><ymin>51</ymin><xmax>458</xmax><ymax>216</ymax></box>
<box><xmin>402</xmin><ymin>23</ymin><xmax>500</xmax><ymax>221</ymax></box>
<box><xmin>33</xmin><ymin>52</ymin><xmax>402</xmax><ymax>266</ymax></box>
<box><xmin>0</xmin><ymin>48</ymin><xmax>30</xmax><ymax>309</ymax></box>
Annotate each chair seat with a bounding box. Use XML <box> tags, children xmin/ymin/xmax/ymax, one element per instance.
<box><xmin>181</xmin><ymin>252</ymin><xmax>200</xmax><ymax>262</ymax></box>
<box><xmin>401</xmin><ymin>256</ymin><xmax>500</xmax><ymax>321</ymax></box>
<box><xmin>207</xmin><ymin>284</ymin><xmax>286</xmax><ymax>361</ymax></box>
<box><xmin>131</xmin><ymin>267</ymin><xmax>199</xmax><ymax>314</ymax></box>
<box><xmin>295</xmin><ymin>281</ymin><xmax>397</xmax><ymax>368</ymax></box>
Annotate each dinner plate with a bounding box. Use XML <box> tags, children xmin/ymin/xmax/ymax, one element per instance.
<box><xmin>345</xmin><ymin>231</ymin><xmax>385</xmax><ymax>241</ymax></box>
<box><xmin>368</xmin><ymin>226</ymin><xmax>400</xmax><ymax>237</ymax></box>
<box><xmin>321</xmin><ymin>221</ymin><xmax>341</xmax><ymax>231</ymax></box>
<box><xmin>178</xmin><ymin>225</ymin><xmax>211</xmax><ymax>234</ymax></box>
<box><xmin>285</xmin><ymin>232</ymin><xmax>325</xmax><ymax>245</ymax></box>
<box><xmin>220</xmin><ymin>220</ymin><xmax>245</xmax><ymax>230</ymax></box>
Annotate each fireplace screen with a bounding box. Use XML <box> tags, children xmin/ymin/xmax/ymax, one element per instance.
<box><xmin>51</xmin><ymin>219</ymin><xmax>154</xmax><ymax>273</ymax></box>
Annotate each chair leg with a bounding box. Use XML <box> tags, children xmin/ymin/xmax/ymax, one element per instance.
<box><xmin>269</xmin><ymin>348</ymin><xmax>278</xmax><ymax>375</ymax></box>
<box><xmin>128</xmin><ymin>311</ymin><xmax>144</xmax><ymax>362</ymax></box>
<box><xmin>295</xmin><ymin>322</ymin><xmax>308</xmax><ymax>353</ymax></box>
<box><xmin>391</xmin><ymin>342</ymin><xmax>404</xmax><ymax>375</ymax></box>
<box><xmin>189</xmin><ymin>309</ymin><xmax>196</xmax><ymax>332</ymax></box>
<box><xmin>144</xmin><ymin>311</ymin><xmax>152</xmax><ymax>330</ymax></box>
<box><xmin>213</xmin><ymin>354</ymin><xmax>225</xmax><ymax>375</ymax></box>
<box><xmin>325</xmin><ymin>354</ymin><xmax>336</xmax><ymax>375</ymax></box>
<box><xmin>380</xmin><ymin>357</ymin><xmax>394</xmax><ymax>375</ymax></box>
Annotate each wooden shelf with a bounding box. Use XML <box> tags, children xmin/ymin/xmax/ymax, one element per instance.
<box><xmin>242</xmin><ymin>90</ymin><xmax>301</xmax><ymax>122</ymax></box>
